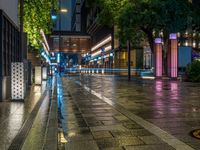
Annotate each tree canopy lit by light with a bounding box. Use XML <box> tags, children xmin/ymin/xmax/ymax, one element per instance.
<box><xmin>94</xmin><ymin>0</ymin><xmax>196</xmax><ymax>52</ymax></box>
<box><xmin>23</xmin><ymin>0</ymin><xmax>58</xmax><ymax>50</ymax></box>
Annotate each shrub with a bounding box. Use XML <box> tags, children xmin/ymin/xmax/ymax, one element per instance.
<box><xmin>186</xmin><ymin>60</ymin><xmax>200</xmax><ymax>82</ymax></box>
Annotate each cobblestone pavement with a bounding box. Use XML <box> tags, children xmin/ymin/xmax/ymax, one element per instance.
<box><xmin>58</xmin><ymin>75</ymin><xmax>200</xmax><ymax>150</ymax></box>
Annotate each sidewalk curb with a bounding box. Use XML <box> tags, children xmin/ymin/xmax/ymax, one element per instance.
<box><xmin>43</xmin><ymin>77</ymin><xmax>58</xmax><ymax>150</ymax></box>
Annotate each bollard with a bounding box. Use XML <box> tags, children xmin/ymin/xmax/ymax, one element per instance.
<box><xmin>102</xmin><ymin>69</ymin><xmax>104</xmax><ymax>74</ymax></box>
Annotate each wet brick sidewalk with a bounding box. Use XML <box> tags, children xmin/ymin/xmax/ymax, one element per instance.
<box><xmin>58</xmin><ymin>77</ymin><xmax>176</xmax><ymax>150</ymax></box>
<box><xmin>0</xmin><ymin>85</ymin><xmax>44</xmax><ymax>149</ymax></box>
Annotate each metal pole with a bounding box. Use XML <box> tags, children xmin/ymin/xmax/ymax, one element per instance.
<box><xmin>59</xmin><ymin>0</ymin><xmax>61</xmax><ymax>75</ymax></box>
<box><xmin>20</xmin><ymin>0</ymin><xmax>24</xmax><ymax>61</ymax></box>
<box><xmin>127</xmin><ymin>40</ymin><xmax>131</xmax><ymax>81</ymax></box>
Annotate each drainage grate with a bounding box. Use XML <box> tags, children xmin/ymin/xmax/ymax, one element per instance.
<box><xmin>8</xmin><ymin>90</ymin><xmax>48</xmax><ymax>150</ymax></box>
<box><xmin>190</xmin><ymin>129</ymin><xmax>200</xmax><ymax>139</ymax></box>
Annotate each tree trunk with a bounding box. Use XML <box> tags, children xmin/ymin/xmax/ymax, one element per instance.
<box><xmin>127</xmin><ymin>40</ymin><xmax>131</xmax><ymax>81</ymax></box>
<box><xmin>162</xmin><ymin>32</ymin><xmax>169</xmax><ymax>76</ymax></box>
<box><xmin>141</xmin><ymin>27</ymin><xmax>154</xmax><ymax>53</ymax></box>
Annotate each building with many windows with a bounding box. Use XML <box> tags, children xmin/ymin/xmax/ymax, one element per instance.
<box><xmin>71</xmin><ymin>0</ymin><xmax>81</xmax><ymax>32</ymax></box>
<box><xmin>49</xmin><ymin>0</ymin><xmax>90</xmax><ymax>71</ymax></box>
<box><xmin>80</xmin><ymin>0</ymin><xmax>143</xmax><ymax>74</ymax></box>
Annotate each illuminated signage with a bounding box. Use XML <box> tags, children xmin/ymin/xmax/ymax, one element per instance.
<box><xmin>91</xmin><ymin>36</ymin><xmax>112</xmax><ymax>51</ymax></box>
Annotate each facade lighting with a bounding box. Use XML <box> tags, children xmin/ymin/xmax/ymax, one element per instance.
<box><xmin>104</xmin><ymin>45</ymin><xmax>112</xmax><ymax>52</ymax></box>
<box><xmin>40</xmin><ymin>29</ymin><xmax>50</xmax><ymax>52</ymax></box>
<box><xmin>91</xmin><ymin>36</ymin><xmax>112</xmax><ymax>51</ymax></box>
<box><xmin>91</xmin><ymin>50</ymin><xmax>101</xmax><ymax>57</ymax></box>
<box><xmin>60</xmin><ymin>8</ymin><xmax>68</xmax><ymax>13</ymax></box>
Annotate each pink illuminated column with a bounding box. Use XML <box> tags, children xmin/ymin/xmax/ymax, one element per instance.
<box><xmin>155</xmin><ymin>38</ymin><xmax>162</xmax><ymax>77</ymax></box>
<box><xmin>169</xmin><ymin>33</ymin><xmax>178</xmax><ymax>78</ymax></box>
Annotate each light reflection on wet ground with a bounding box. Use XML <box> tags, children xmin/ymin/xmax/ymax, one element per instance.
<box><xmin>66</xmin><ymin>75</ymin><xmax>200</xmax><ymax>150</ymax></box>
<box><xmin>0</xmin><ymin>82</ymin><xmax>46</xmax><ymax>149</ymax></box>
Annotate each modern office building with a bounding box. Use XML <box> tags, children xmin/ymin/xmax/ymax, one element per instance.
<box><xmin>49</xmin><ymin>0</ymin><xmax>90</xmax><ymax>70</ymax></box>
<box><xmin>53</xmin><ymin>0</ymin><xmax>72</xmax><ymax>31</ymax></box>
<box><xmin>80</xmin><ymin>0</ymin><xmax>143</xmax><ymax>73</ymax></box>
<box><xmin>71</xmin><ymin>0</ymin><xmax>81</xmax><ymax>32</ymax></box>
<box><xmin>79</xmin><ymin>0</ymin><xmax>114</xmax><ymax>69</ymax></box>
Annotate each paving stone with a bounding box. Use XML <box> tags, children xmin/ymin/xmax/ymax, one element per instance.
<box><xmin>187</xmin><ymin>142</ymin><xmax>200</xmax><ymax>150</ymax></box>
<box><xmin>114</xmin><ymin>115</ymin><xmax>129</xmax><ymax>121</ymax></box>
<box><xmin>116</xmin><ymin>137</ymin><xmax>145</xmax><ymax>146</ymax></box>
<box><xmin>90</xmin><ymin>125</ymin><xmax>128</xmax><ymax>132</ymax></box>
<box><xmin>101</xmin><ymin>147</ymin><xmax>124</xmax><ymax>150</ymax></box>
<box><xmin>96</xmin><ymin>113</ymin><xmax>117</xmax><ymax>117</ymax></box>
<box><xmin>86</xmin><ymin>120</ymin><xmax>103</xmax><ymax>126</ymax></box>
<box><xmin>130</xmin><ymin>129</ymin><xmax>153</xmax><ymax>136</ymax></box>
<box><xmin>102</xmin><ymin>120</ymin><xmax>120</xmax><ymax>125</ymax></box>
<box><xmin>66</xmin><ymin>133</ymin><xmax>94</xmax><ymax>141</ymax></box>
<box><xmin>96</xmin><ymin>138</ymin><xmax>122</xmax><ymax>148</ymax></box>
<box><xmin>124</xmin><ymin>144</ymin><xmax>175</xmax><ymax>150</ymax></box>
<box><xmin>61</xmin><ymin>76</ymin><xmax>200</xmax><ymax>150</ymax></box>
<box><xmin>138</xmin><ymin>135</ymin><xmax>165</xmax><ymax>144</ymax></box>
<box><xmin>123</xmin><ymin>123</ymin><xmax>143</xmax><ymax>129</ymax></box>
<box><xmin>96</xmin><ymin>116</ymin><xmax>116</xmax><ymax>121</ymax></box>
<box><xmin>67</xmin><ymin>128</ymin><xmax>91</xmax><ymax>135</ymax></box>
<box><xmin>110</xmin><ymin>131</ymin><xmax>133</xmax><ymax>137</ymax></box>
<box><xmin>65</xmin><ymin>140</ymin><xmax>99</xmax><ymax>150</ymax></box>
<box><xmin>92</xmin><ymin>131</ymin><xmax>113</xmax><ymax>139</ymax></box>
<box><xmin>96</xmin><ymin>137</ymin><xmax>144</xmax><ymax>149</ymax></box>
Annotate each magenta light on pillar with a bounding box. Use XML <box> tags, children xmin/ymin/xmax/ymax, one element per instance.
<box><xmin>155</xmin><ymin>38</ymin><xmax>162</xmax><ymax>44</ymax></box>
<box><xmin>155</xmin><ymin>38</ymin><xmax>162</xmax><ymax>77</ymax></box>
<box><xmin>169</xmin><ymin>33</ymin><xmax>177</xmax><ymax>40</ymax></box>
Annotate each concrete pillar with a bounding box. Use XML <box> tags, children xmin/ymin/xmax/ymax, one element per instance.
<box><xmin>168</xmin><ymin>33</ymin><xmax>178</xmax><ymax>78</ymax></box>
<box><xmin>154</xmin><ymin>38</ymin><xmax>162</xmax><ymax>77</ymax></box>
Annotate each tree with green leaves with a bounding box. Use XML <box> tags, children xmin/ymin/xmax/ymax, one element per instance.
<box><xmin>118</xmin><ymin>0</ymin><xmax>191</xmax><ymax>52</ymax></box>
<box><xmin>23</xmin><ymin>0</ymin><xmax>58</xmax><ymax>50</ymax></box>
<box><xmin>95</xmin><ymin>0</ymin><xmax>128</xmax><ymax>26</ymax></box>
<box><xmin>191</xmin><ymin>0</ymin><xmax>200</xmax><ymax>32</ymax></box>
<box><xmin>92</xmin><ymin>0</ymin><xmax>192</xmax><ymax>51</ymax></box>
